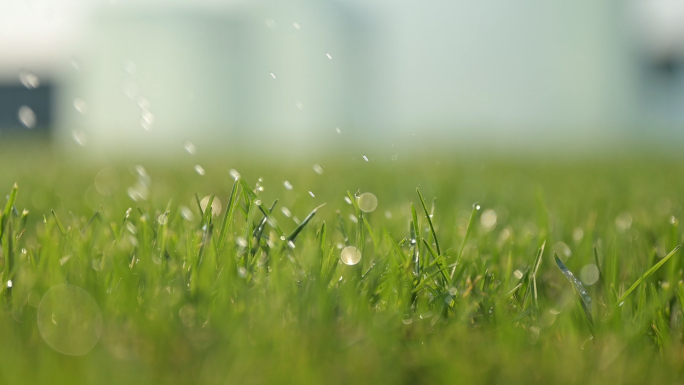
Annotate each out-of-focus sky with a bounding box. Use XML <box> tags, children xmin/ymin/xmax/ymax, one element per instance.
<box><xmin>2</xmin><ymin>0</ymin><xmax>684</xmax><ymax>153</ymax></box>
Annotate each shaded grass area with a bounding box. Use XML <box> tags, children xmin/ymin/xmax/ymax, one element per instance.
<box><xmin>0</xmin><ymin>142</ymin><xmax>683</xmax><ymax>384</ymax></box>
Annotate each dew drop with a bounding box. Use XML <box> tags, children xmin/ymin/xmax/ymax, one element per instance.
<box><xmin>236</xmin><ymin>236</ymin><xmax>248</xmax><ymax>248</ymax></box>
<box><xmin>340</xmin><ymin>246</ymin><xmax>362</xmax><ymax>265</ymax></box>
<box><xmin>229</xmin><ymin>169</ymin><xmax>241</xmax><ymax>180</ymax></box>
<box><xmin>474</xmin><ymin>203</ymin><xmax>481</xmax><ymax>211</ymax></box>
<box><xmin>237</xmin><ymin>266</ymin><xmax>248</xmax><ymax>278</ymax></box>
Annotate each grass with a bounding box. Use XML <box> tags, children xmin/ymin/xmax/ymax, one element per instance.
<box><xmin>0</xmin><ymin>142</ymin><xmax>684</xmax><ymax>384</ymax></box>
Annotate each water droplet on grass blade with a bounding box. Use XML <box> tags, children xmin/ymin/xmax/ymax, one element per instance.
<box><xmin>340</xmin><ymin>246</ymin><xmax>361</xmax><ymax>265</ymax></box>
<box><xmin>18</xmin><ymin>106</ymin><xmax>36</xmax><ymax>128</ymax></box>
<box><xmin>37</xmin><ymin>284</ymin><xmax>103</xmax><ymax>356</ymax></box>
<box><xmin>236</xmin><ymin>236</ymin><xmax>248</xmax><ymax>248</ymax></box>
<box><xmin>357</xmin><ymin>192</ymin><xmax>378</xmax><ymax>213</ymax></box>
<box><xmin>229</xmin><ymin>169</ymin><xmax>240</xmax><ymax>180</ymax></box>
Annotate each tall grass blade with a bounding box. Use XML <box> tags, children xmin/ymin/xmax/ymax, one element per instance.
<box><xmin>216</xmin><ymin>179</ymin><xmax>240</xmax><ymax>252</ymax></box>
<box><xmin>617</xmin><ymin>245</ymin><xmax>681</xmax><ymax>305</ymax></box>
<box><xmin>286</xmin><ymin>204</ymin><xmax>325</xmax><ymax>242</ymax></box>
<box><xmin>555</xmin><ymin>253</ymin><xmax>594</xmax><ymax>329</ymax></box>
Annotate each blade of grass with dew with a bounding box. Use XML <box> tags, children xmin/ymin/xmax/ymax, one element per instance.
<box><xmin>286</xmin><ymin>204</ymin><xmax>325</xmax><ymax>243</ymax></box>
<box><xmin>554</xmin><ymin>253</ymin><xmax>594</xmax><ymax>330</ymax></box>
<box><xmin>451</xmin><ymin>203</ymin><xmax>479</xmax><ymax>278</ymax></box>
<box><xmin>216</xmin><ymin>179</ymin><xmax>241</xmax><ymax>253</ymax></box>
<box><xmin>616</xmin><ymin>245</ymin><xmax>681</xmax><ymax>305</ymax></box>
<box><xmin>0</xmin><ymin>183</ymin><xmax>17</xmax><ymax>241</ymax></box>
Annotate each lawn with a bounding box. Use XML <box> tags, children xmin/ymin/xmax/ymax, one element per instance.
<box><xmin>0</xmin><ymin>141</ymin><xmax>683</xmax><ymax>384</ymax></box>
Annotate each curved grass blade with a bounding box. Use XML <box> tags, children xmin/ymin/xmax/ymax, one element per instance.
<box><xmin>0</xmin><ymin>183</ymin><xmax>18</xmax><ymax>240</ymax></box>
<box><xmin>617</xmin><ymin>245</ymin><xmax>681</xmax><ymax>305</ymax></box>
<box><xmin>554</xmin><ymin>253</ymin><xmax>594</xmax><ymax>329</ymax></box>
<box><xmin>416</xmin><ymin>188</ymin><xmax>440</xmax><ymax>255</ymax></box>
<box><xmin>450</xmin><ymin>203</ymin><xmax>479</xmax><ymax>278</ymax></box>
<box><xmin>286</xmin><ymin>204</ymin><xmax>325</xmax><ymax>242</ymax></box>
<box><xmin>216</xmin><ymin>179</ymin><xmax>240</xmax><ymax>252</ymax></box>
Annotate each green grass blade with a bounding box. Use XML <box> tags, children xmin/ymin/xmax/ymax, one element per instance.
<box><xmin>416</xmin><ymin>188</ymin><xmax>440</xmax><ymax>255</ymax></box>
<box><xmin>51</xmin><ymin>209</ymin><xmax>67</xmax><ymax>237</ymax></box>
<box><xmin>0</xmin><ymin>183</ymin><xmax>18</xmax><ymax>240</ymax></box>
<box><xmin>216</xmin><ymin>180</ymin><xmax>241</xmax><ymax>252</ymax></box>
<box><xmin>616</xmin><ymin>245</ymin><xmax>681</xmax><ymax>305</ymax></box>
<box><xmin>286</xmin><ymin>204</ymin><xmax>325</xmax><ymax>242</ymax></box>
<box><xmin>555</xmin><ymin>253</ymin><xmax>594</xmax><ymax>328</ymax></box>
<box><xmin>451</xmin><ymin>203</ymin><xmax>479</xmax><ymax>278</ymax></box>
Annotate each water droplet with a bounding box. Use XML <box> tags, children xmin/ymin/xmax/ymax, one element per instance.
<box><xmin>312</xmin><ymin>164</ymin><xmax>324</xmax><ymax>175</ymax></box>
<box><xmin>20</xmin><ymin>71</ymin><xmax>40</xmax><ymax>89</ymax></box>
<box><xmin>94</xmin><ymin>167</ymin><xmax>120</xmax><ymax>195</ymax></box>
<box><xmin>580</xmin><ymin>264</ymin><xmax>600</xmax><ymax>286</ymax></box>
<box><xmin>281</xmin><ymin>207</ymin><xmax>292</xmax><ymax>217</ymax></box>
<box><xmin>237</xmin><ymin>266</ymin><xmax>248</xmax><ymax>278</ymax></box>
<box><xmin>183</xmin><ymin>141</ymin><xmax>196</xmax><ymax>155</ymax></box>
<box><xmin>137</xmin><ymin>96</ymin><xmax>150</xmax><ymax>110</ymax></box>
<box><xmin>402</xmin><ymin>318</ymin><xmax>413</xmax><ymax>325</ymax></box>
<box><xmin>292</xmin><ymin>21</ymin><xmax>301</xmax><ymax>30</ymax></box>
<box><xmin>480</xmin><ymin>209</ymin><xmax>497</xmax><ymax>232</ymax></box>
<box><xmin>72</xmin><ymin>130</ymin><xmax>87</xmax><ymax>146</ymax></box>
<box><xmin>288</xmin><ymin>240</ymin><xmax>296</xmax><ymax>249</ymax></box>
<box><xmin>199</xmin><ymin>196</ymin><xmax>222</xmax><ymax>215</ymax></box>
<box><xmin>295</xmin><ymin>101</ymin><xmax>304</xmax><ymax>110</ymax></box>
<box><xmin>180</xmin><ymin>206</ymin><xmax>194</xmax><ymax>221</ymax></box>
<box><xmin>385</xmin><ymin>210</ymin><xmax>392</xmax><ymax>219</ymax></box>
<box><xmin>308</xmin><ymin>191</ymin><xmax>315</xmax><ymax>198</ymax></box>
<box><xmin>357</xmin><ymin>192</ymin><xmax>378</xmax><ymax>213</ymax></box>
<box><xmin>255</xmin><ymin>200</ymin><xmax>262</xmax><ymax>206</ymax></box>
<box><xmin>6</xmin><ymin>280</ymin><xmax>13</xmax><ymax>288</ymax></box>
<box><xmin>157</xmin><ymin>213</ymin><xmax>168</xmax><ymax>225</ymax></box>
<box><xmin>229</xmin><ymin>169</ymin><xmax>241</xmax><ymax>180</ymax></box>
<box><xmin>552</xmin><ymin>241</ymin><xmax>572</xmax><ymax>259</ymax></box>
<box><xmin>513</xmin><ymin>270</ymin><xmax>524</xmax><ymax>280</ymax></box>
<box><xmin>264</xmin><ymin>18</ymin><xmax>276</xmax><ymax>29</ymax></box>
<box><xmin>123</xmin><ymin>59</ymin><xmax>137</xmax><ymax>75</ymax></box>
<box><xmin>335</xmin><ymin>127</ymin><xmax>341</xmax><ymax>134</ymax></box>
<box><xmin>283</xmin><ymin>180</ymin><xmax>293</xmax><ymax>190</ymax></box>
<box><xmin>362</xmin><ymin>155</ymin><xmax>369</xmax><ymax>162</ymax></box>
<box><xmin>325</xmin><ymin>52</ymin><xmax>332</xmax><ymax>60</ymax></box>
<box><xmin>615</xmin><ymin>212</ymin><xmax>633</xmax><ymax>232</ymax></box>
<box><xmin>619</xmin><ymin>301</ymin><xmax>625</xmax><ymax>307</ymax></box>
<box><xmin>349</xmin><ymin>214</ymin><xmax>358</xmax><ymax>223</ymax></box>
<box><xmin>73</xmin><ymin>98</ymin><xmax>87</xmax><ymax>114</ymax></box>
<box><xmin>270</xmin><ymin>72</ymin><xmax>276</xmax><ymax>79</ymax></box>
<box><xmin>37</xmin><ymin>284</ymin><xmax>103</xmax><ymax>356</ymax></box>
<box><xmin>194</xmin><ymin>164</ymin><xmax>205</xmax><ymax>176</ymax></box>
<box><xmin>344</xmin><ymin>196</ymin><xmax>352</xmax><ymax>205</ymax></box>
<box><xmin>17</xmin><ymin>106</ymin><xmax>36</xmax><ymax>128</ymax></box>
<box><xmin>474</xmin><ymin>203</ymin><xmax>481</xmax><ymax>211</ymax></box>
<box><xmin>236</xmin><ymin>236</ymin><xmax>248</xmax><ymax>248</ymax></box>
<box><xmin>572</xmin><ymin>227</ymin><xmax>584</xmax><ymax>242</ymax></box>
<box><xmin>340</xmin><ymin>246</ymin><xmax>362</xmax><ymax>265</ymax></box>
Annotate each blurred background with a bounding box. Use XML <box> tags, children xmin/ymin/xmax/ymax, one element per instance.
<box><xmin>1</xmin><ymin>0</ymin><xmax>684</xmax><ymax>156</ymax></box>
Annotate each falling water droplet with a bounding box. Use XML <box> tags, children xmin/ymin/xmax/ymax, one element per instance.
<box><xmin>344</xmin><ymin>196</ymin><xmax>352</xmax><ymax>205</ymax></box>
<box><xmin>325</xmin><ymin>52</ymin><xmax>332</xmax><ymax>60</ymax></box>
<box><xmin>362</xmin><ymin>155</ymin><xmax>369</xmax><ymax>162</ymax></box>
<box><xmin>295</xmin><ymin>101</ymin><xmax>304</xmax><ymax>110</ymax></box>
<box><xmin>17</xmin><ymin>106</ymin><xmax>36</xmax><ymax>128</ymax></box>
<box><xmin>335</xmin><ymin>127</ymin><xmax>341</xmax><ymax>134</ymax></box>
<box><xmin>184</xmin><ymin>141</ymin><xmax>196</xmax><ymax>155</ymax></box>
<box><xmin>283</xmin><ymin>181</ymin><xmax>293</xmax><ymax>190</ymax></box>
<box><xmin>270</xmin><ymin>72</ymin><xmax>276</xmax><ymax>79</ymax></box>
<box><xmin>71</xmin><ymin>100</ymin><xmax>87</xmax><ymax>118</ymax></box>
<box><xmin>72</xmin><ymin>130</ymin><xmax>87</xmax><ymax>146</ymax></box>
<box><xmin>20</xmin><ymin>71</ymin><xmax>40</xmax><ymax>89</ymax></box>
<box><xmin>123</xmin><ymin>59</ymin><xmax>137</xmax><ymax>75</ymax></box>
<box><xmin>292</xmin><ymin>21</ymin><xmax>301</xmax><ymax>30</ymax></box>
<box><xmin>194</xmin><ymin>165</ymin><xmax>205</xmax><ymax>176</ymax></box>
<box><xmin>281</xmin><ymin>207</ymin><xmax>292</xmax><ymax>217</ymax></box>
<box><xmin>312</xmin><ymin>164</ymin><xmax>324</xmax><ymax>175</ymax></box>
<box><xmin>308</xmin><ymin>191</ymin><xmax>315</xmax><ymax>198</ymax></box>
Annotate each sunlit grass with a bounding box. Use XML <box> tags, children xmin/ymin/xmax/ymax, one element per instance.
<box><xmin>0</xmin><ymin>143</ymin><xmax>683</xmax><ymax>384</ymax></box>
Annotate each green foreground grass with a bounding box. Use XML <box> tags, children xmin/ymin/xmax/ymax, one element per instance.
<box><xmin>0</xmin><ymin>144</ymin><xmax>684</xmax><ymax>384</ymax></box>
